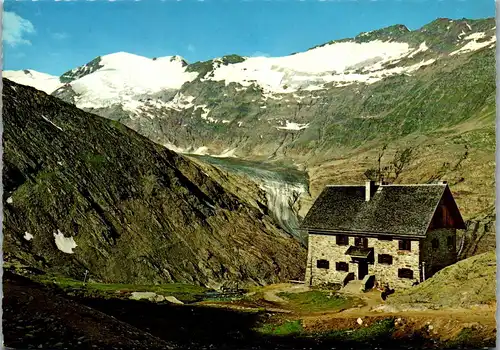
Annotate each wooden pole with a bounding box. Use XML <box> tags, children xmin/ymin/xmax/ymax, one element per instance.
<box><xmin>309</xmin><ymin>235</ymin><xmax>314</xmax><ymax>286</ymax></box>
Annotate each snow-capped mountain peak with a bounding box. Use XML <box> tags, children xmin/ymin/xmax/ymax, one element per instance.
<box><xmin>2</xmin><ymin>17</ymin><xmax>495</xmax><ymax>158</ymax></box>
<box><xmin>2</xmin><ymin>69</ymin><xmax>62</xmax><ymax>94</ymax></box>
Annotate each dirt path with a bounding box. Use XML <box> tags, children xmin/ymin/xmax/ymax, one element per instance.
<box><xmin>299</xmin><ymin>287</ymin><xmax>496</xmax><ymax>341</ymax></box>
<box><xmin>261</xmin><ymin>283</ymin><xmax>310</xmax><ymax>303</ymax></box>
<box><xmin>301</xmin><ymin>304</ymin><xmax>496</xmax><ymax>324</ymax></box>
<box><xmin>339</xmin><ymin>289</ymin><xmax>383</xmax><ymax>312</ymax></box>
<box><xmin>301</xmin><ymin>287</ymin><xmax>495</xmax><ymax>327</ymax></box>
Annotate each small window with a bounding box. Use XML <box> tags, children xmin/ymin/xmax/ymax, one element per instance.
<box><xmin>355</xmin><ymin>237</ymin><xmax>368</xmax><ymax>248</ymax></box>
<box><xmin>336</xmin><ymin>234</ymin><xmax>349</xmax><ymax>246</ymax></box>
<box><xmin>398</xmin><ymin>268</ymin><xmax>414</xmax><ymax>279</ymax></box>
<box><xmin>335</xmin><ymin>262</ymin><xmax>349</xmax><ymax>272</ymax></box>
<box><xmin>447</xmin><ymin>236</ymin><xmax>455</xmax><ymax>249</ymax></box>
<box><xmin>378</xmin><ymin>254</ymin><xmax>393</xmax><ymax>265</ymax></box>
<box><xmin>317</xmin><ymin>259</ymin><xmax>329</xmax><ymax>269</ymax></box>
<box><xmin>399</xmin><ymin>239</ymin><xmax>411</xmax><ymax>251</ymax></box>
<box><xmin>432</xmin><ymin>238</ymin><xmax>439</xmax><ymax>250</ymax></box>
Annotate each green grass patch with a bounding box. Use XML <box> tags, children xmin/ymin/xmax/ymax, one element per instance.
<box><xmin>277</xmin><ymin>290</ymin><xmax>359</xmax><ymax>313</ymax></box>
<box><xmin>256</xmin><ymin>318</ymin><xmax>395</xmax><ymax>342</ymax></box>
<box><xmin>83</xmin><ymin>152</ymin><xmax>108</xmax><ymax>169</ymax></box>
<box><xmin>256</xmin><ymin>320</ymin><xmax>304</xmax><ymax>336</ymax></box>
<box><xmin>33</xmin><ymin>274</ymin><xmax>209</xmax><ymax>303</ymax></box>
<box><xmin>321</xmin><ymin>318</ymin><xmax>395</xmax><ymax>343</ymax></box>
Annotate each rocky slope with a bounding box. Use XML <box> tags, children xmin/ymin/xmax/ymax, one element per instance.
<box><xmin>4</xmin><ymin>17</ymin><xmax>496</xmax><ymax>257</ymax></box>
<box><xmin>385</xmin><ymin>250</ymin><xmax>496</xmax><ymax>309</ymax></box>
<box><xmin>2</xmin><ymin>78</ymin><xmax>307</xmax><ymax>289</ymax></box>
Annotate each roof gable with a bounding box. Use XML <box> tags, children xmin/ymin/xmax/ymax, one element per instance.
<box><xmin>301</xmin><ymin>183</ymin><xmax>462</xmax><ymax>237</ymax></box>
<box><xmin>427</xmin><ymin>186</ymin><xmax>467</xmax><ymax>230</ymax></box>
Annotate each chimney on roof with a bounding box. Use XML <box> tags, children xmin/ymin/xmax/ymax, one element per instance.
<box><xmin>365</xmin><ymin>180</ymin><xmax>376</xmax><ymax>202</ymax></box>
<box><xmin>437</xmin><ymin>180</ymin><xmax>447</xmax><ymax>185</ymax></box>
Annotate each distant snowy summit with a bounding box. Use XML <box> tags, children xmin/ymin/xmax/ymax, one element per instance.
<box><xmin>4</xmin><ymin>18</ymin><xmax>495</xmax><ymax>114</ymax></box>
<box><xmin>3</xmin><ymin>17</ymin><xmax>496</xmax><ymax>160</ymax></box>
<box><xmin>5</xmin><ymin>52</ymin><xmax>196</xmax><ymax>112</ymax></box>
<box><xmin>4</xmin><ymin>69</ymin><xmax>63</xmax><ymax>94</ymax></box>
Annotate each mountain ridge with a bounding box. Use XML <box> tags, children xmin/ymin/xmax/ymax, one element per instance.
<box><xmin>3</xmin><ymin>78</ymin><xmax>306</xmax><ymax>288</ymax></box>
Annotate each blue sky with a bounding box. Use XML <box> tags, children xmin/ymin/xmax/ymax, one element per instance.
<box><xmin>3</xmin><ymin>0</ymin><xmax>495</xmax><ymax>76</ymax></box>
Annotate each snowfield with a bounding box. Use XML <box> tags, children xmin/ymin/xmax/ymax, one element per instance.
<box><xmin>210</xmin><ymin>40</ymin><xmax>416</xmax><ymax>92</ymax></box>
<box><xmin>450</xmin><ymin>32</ymin><xmax>497</xmax><ymax>56</ymax></box>
<box><xmin>69</xmin><ymin>52</ymin><xmax>198</xmax><ymax>112</ymax></box>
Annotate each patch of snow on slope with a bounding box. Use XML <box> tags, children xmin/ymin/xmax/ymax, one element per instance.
<box><xmin>69</xmin><ymin>52</ymin><xmax>198</xmax><ymax>110</ymax></box>
<box><xmin>208</xmin><ymin>40</ymin><xmax>413</xmax><ymax>92</ymax></box>
<box><xmin>408</xmin><ymin>42</ymin><xmax>429</xmax><ymax>58</ymax></box>
<box><xmin>303</xmin><ymin>85</ymin><xmax>325</xmax><ymax>91</ymax></box>
<box><xmin>53</xmin><ymin>230</ymin><xmax>77</xmax><ymax>254</ymax></box>
<box><xmin>162</xmin><ymin>93</ymin><xmax>196</xmax><ymax>111</ymax></box>
<box><xmin>164</xmin><ymin>143</ymin><xmax>191</xmax><ymax>154</ymax></box>
<box><xmin>3</xmin><ymin>70</ymin><xmax>63</xmax><ymax>94</ymax></box>
<box><xmin>463</xmin><ymin>32</ymin><xmax>487</xmax><ymax>41</ymax></box>
<box><xmin>24</xmin><ymin>232</ymin><xmax>34</xmax><ymax>241</ymax></box>
<box><xmin>41</xmin><ymin>115</ymin><xmax>64</xmax><ymax>131</ymax></box>
<box><xmin>450</xmin><ymin>34</ymin><xmax>496</xmax><ymax>56</ymax></box>
<box><xmin>137</xmin><ymin>93</ymin><xmax>196</xmax><ymax>117</ymax></box>
<box><xmin>194</xmin><ymin>105</ymin><xmax>212</xmax><ymax>120</ymax></box>
<box><xmin>276</xmin><ymin>121</ymin><xmax>310</xmax><ymax>131</ymax></box>
<box><xmin>192</xmin><ymin>146</ymin><xmax>210</xmax><ymax>155</ymax></box>
<box><xmin>262</xmin><ymin>93</ymin><xmax>284</xmax><ymax>101</ymax></box>
<box><xmin>212</xmin><ymin>148</ymin><xmax>237</xmax><ymax>158</ymax></box>
<box><xmin>164</xmin><ymin>143</ymin><xmax>232</xmax><ymax>157</ymax></box>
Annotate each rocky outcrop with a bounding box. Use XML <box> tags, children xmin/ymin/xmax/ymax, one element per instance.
<box><xmin>387</xmin><ymin>250</ymin><xmax>496</xmax><ymax>309</ymax></box>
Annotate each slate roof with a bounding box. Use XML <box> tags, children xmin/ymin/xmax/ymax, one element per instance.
<box><xmin>300</xmin><ymin>184</ymin><xmax>464</xmax><ymax>237</ymax></box>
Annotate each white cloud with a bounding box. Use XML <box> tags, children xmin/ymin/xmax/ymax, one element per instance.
<box><xmin>52</xmin><ymin>32</ymin><xmax>69</xmax><ymax>40</ymax></box>
<box><xmin>3</xmin><ymin>11</ymin><xmax>35</xmax><ymax>47</ymax></box>
<box><xmin>187</xmin><ymin>44</ymin><xmax>196</xmax><ymax>52</ymax></box>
